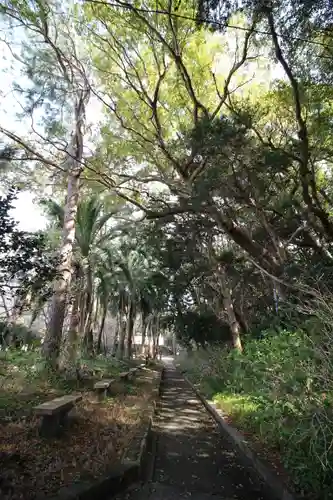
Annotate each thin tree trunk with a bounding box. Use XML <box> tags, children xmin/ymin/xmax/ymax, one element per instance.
<box><xmin>172</xmin><ymin>330</ymin><xmax>177</xmax><ymax>356</ymax></box>
<box><xmin>218</xmin><ymin>268</ymin><xmax>243</xmax><ymax>352</ymax></box>
<box><xmin>97</xmin><ymin>304</ymin><xmax>107</xmax><ymax>353</ymax></box>
<box><xmin>102</xmin><ymin>326</ymin><xmax>107</xmax><ymax>355</ymax></box>
<box><xmin>146</xmin><ymin>316</ymin><xmax>154</xmax><ymax>358</ymax></box>
<box><xmin>141</xmin><ymin>314</ymin><xmax>147</xmax><ymax>355</ymax></box>
<box><xmin>116</xmin><ymin>295</ymin><xmax>126</xmax><ymax>359</ymax></box>
<box><xmin>84</xmin><ymin>264</ymin><xmax>94</xmax><ymax>339</ymax></box>
<box><xmin>10</xmin><ymin>292</ymin><xmax>30</xmax><ymax>323</ymax></box>
<box><xmin>225</xmin><ymin>298</ymin><xmax>242</xmax><ymax>352</ymax></box>
<box><xmin>112</xmin><ymin>327</ymin><xmax>118</xmax><ymax>355</ymax></box>
<box><xmin>29</xmin><ymin>295</ymin><xmax>48</xmax><ymax>331</ymax></box>
<box><xmin>79</xmin><ymin>289</ymin><xmax>86</xmax><ymax>334</ymax></box>
<box><xmin>234</xmin><ymin>305</ymin><xmax>248</xmax><ymax>334</ymax></box>
<box><xmin>1</xmin><ymin>293</ymin><xmax>10</xmax><ymax>320</ymax></box>
<box><xmin>93</xmin><ymin>296</ymin><xmax>100</xmax><ymax>331</ymax></box>
<box><xmin>85</xmin><ymin>329</ymin><xmax>94</xmax><ymax>355</ymax></box>
<box><xmin>152</xmin><ymin>315</ymin><xmax>160</xmax><ymax>359</ymax></box>
<box><xmin>63</xmin><ymin>281</ymin><xmax>81</xmax><ymax>367</ymax></box>
<box><xmin>117</xmin><ymin>318</ymin><xmax>126</xmax><ymax>359</ymax></box>
<box><xmin>125</xmin><ymin>299</ymin><xmax>135</xmax><ymax>359</ymax></box>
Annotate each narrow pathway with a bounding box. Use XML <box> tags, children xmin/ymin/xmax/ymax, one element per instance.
<box><xmin>114</xmin><ymin>360</ymin><xmax>267</xmax><ymax>499</ymax></box>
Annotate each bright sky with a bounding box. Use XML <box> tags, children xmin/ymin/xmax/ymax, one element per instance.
<box><xmin>10</xmin><ymin>191</ymin><xmax>47</xmax><ymax>231</ymax></box>
<box><xmin>0</xmin><ymin>20</ymin><xmax>101</xmax><ymax>233</ymax></box>
<box><xmin>0</xmin><ymin>38</ymin><xmax>47</xmax><ymax>231</ymax></box>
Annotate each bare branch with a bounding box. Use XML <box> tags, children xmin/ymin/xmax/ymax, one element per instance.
<box><xmin>0</xmin><ymin>126</ymin><xmax>62</xmax><ymax>170</ymax></box>
<box><xmin>88</xmin><ymin>0</ymin><xmax>209</xmax><ymax>123</ymax></box>
<box><xmin>211</xmin><ymin>15</ymin><xmax>258</xmax><ymax>120</ymax></box>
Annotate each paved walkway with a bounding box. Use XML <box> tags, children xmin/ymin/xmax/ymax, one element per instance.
<box><xmin>114</xmin><ymin>361</ymin><xmax>267</xmax><ymax>499</ymax></box>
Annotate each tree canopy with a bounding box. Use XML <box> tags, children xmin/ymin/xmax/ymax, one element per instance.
<box><xmin>0</xmin><ymin>0</ymin><xmax>332</xmax><ymax>356</ymax></box>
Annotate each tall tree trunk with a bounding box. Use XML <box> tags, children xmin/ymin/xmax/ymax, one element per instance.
<box><xmin>172</xmin><ymin>330</ymin><xmax>177</xmax><ymax>356</ymax></box>
<box><xmin>42</xmin><ymin>168</ymin><xmax>81</xmax><ymax>368</ymax></box>
<box><xmin>112</xmin><ymin>327</ymin><xmax>118</xmax><ymax>355</ymax></box>
<box><xmin>85</xmin><ymin>329</ymin><xmax>94</xmax><ymax>356</ymax></box>
<box><xmin>146</xmin><ymin>316</ymin><xmax>154</xmax><ymax>358</ymax></box>
<box><xmin>117</xmin><ymin>317</ymin><xmax>126</xmax><ymax>359</ymax></box>
<box><xmin>234</xmin><ymin>305</ymin><xmax>248</xmax><ymax>334</ymax></box>
<box><xmin>141</xmin><ymin>311</ymin><xmax>147</xmax><ymax>355</ymax></box>
<box><xmin>97</xmin><ymin>304</ymin><xmax>107</xmax><ymax>353</ymax></box>
<box><xmin>93</xmin><ymin>296</ymin><xmax>100</xmax><ymax>331</ymax></box>
<box><xmin>62</xmin><ymin>276</ymin><xmax>81</xmax><ymax>368</ymax></box>
<box><xmin>151</xmin><ymin>314</ymin><xmax>158</xmax><ymax>358</ymax></box>
<box><xmin>116</xmin><ymin>295</ymin><xmax>126</xmax><ymax>359</ymax></box>
<box><xmin>218</xmin><ymin>268</ymin><xmax>243</xmax><ymax>352</ymax></box>
<box><xmin>125</xmin><ymin>300</ymin><xmax>135</xmax><ymax>359</ymax></box>
<box><xmin>1</xmin><ymin>292</ymin><xmax>10</xmax><ymax>320</ymax></box>
<box><xmin>84</xmin><ymin>264</ymin><xmax>94</xmax><ymax>340</ymax></box>
<box><xmin>79</xmin><ymin>288</ymin><xmax>86</xmax><ymax>334</ymax></box>
<box><xmin>43</xmin><ymin>90</ymin><xmax>88</xmax><ymax>369</ymax></box>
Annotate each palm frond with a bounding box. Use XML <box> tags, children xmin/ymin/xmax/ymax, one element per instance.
<box><xmin>76</xmin><ymin>195</ymin><xmax>103</xmax><ymax>256</ymax></box>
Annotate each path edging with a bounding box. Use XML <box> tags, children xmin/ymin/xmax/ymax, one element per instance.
<box><xmin>184</xmin><ymin>375</ymin><xmax>296</xmax><ymax>500</ymax></box>
<box><xmin>122</xmin><ymin>367</ymin><xmax>164</xmax><ymax>477</ymax></box>
<box><xmin>42</xmin><ymin>367</ymin><xmax>164</xmax><ymax>500</ymax></box>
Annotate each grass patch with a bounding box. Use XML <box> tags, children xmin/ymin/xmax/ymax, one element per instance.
<box><xmin>0</xmin><ymin>350</ymin><xmax>128</xmax><ymax>419</ymax></box>
<box><xmin>179</xmin><ymin>330</ymin><xmax>333</xmax><ymax>499</ymax></box>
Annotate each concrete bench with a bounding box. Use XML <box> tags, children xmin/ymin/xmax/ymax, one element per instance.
<box><xmin>94</xmin><ymin>379</ymin><xmax>115</xmax><ymax>399</ymax></box>
<box><xmin>34</xmin><ymin>394</ymin><xmax>82</xmax><ymax>438</ymax></box>
<box><xmin>119</xmin><ymin>371</ymin><xmax>130</xmax><ymax>381</ymax></box>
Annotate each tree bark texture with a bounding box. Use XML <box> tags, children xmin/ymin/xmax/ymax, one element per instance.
<box><xmin>43</xmin><ymin>89</ymin><xmax>89</xmax><ymax>369</ymax></box>
<box><xmin>97</xmin><ymin>304</ymin><xmax>107</xmax><ymax>353</ymax></box>
<box><xmin>218</xmin><ymin>268</ymin><xmax>243</xmax><ymax>352</ymax></box>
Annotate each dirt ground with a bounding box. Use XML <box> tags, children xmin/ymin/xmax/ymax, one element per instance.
<box><xmin>0</xmin><ymin>355</ymin><xmax>158</xmax><ymax>500</ymax></box>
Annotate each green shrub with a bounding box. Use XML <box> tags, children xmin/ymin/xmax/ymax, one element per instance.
<box><xmin>179</xmin><ymin>329</ymin><xmax>333</xmax><ymax>499</ymax></box>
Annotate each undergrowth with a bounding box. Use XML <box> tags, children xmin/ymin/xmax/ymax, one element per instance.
<box><xmin>0</xmin><ymin>349</ymin><xmax>126</xmax><ymax>417</ymax></box>
<box><xmin>179</xmin><ymin>329</ymin><xmax>333</xmax><ymax>499</ymax></box>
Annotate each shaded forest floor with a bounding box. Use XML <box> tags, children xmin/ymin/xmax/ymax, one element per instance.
<box><xmin>0</xmin><ymin>350</ymin><xmax>159</xmax><ymax>499</ymax></box>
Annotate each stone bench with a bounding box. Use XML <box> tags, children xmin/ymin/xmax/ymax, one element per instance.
<box><xmin>119</xmin><ymin>371</ymin><xmax>130</xmax><ymax>381</ymax></box>
<box><xmin>34</xmin><ymin>394</ymin><xmax>82</xmax><ymax>438</ymax></box>
<box><xmin>94</xmin><ymin>379</ymin><xmax>115</xmax><ymax>399</ymax></box>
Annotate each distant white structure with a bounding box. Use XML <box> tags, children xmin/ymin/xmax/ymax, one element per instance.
<box><xmin>132</xmin><ymin>334</ymin><xmax>164</xmax><ymax>346</ymax></box>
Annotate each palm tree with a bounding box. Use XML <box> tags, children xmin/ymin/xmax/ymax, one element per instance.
<box><xmin>111</xmin><ymin>245</ymin><xmax>167</xmax><ymax>359</ymax></box>
<box><xmin>77</xmin><ymin>197</ymin><xmax>121</xmax><ymax>347</ymax></box>
<box><xmin>41</xmin><ymin>194</ymin><xmax>121</xmax><ymax>362</ymax></box>
<box><xmin>95</xmin><ymin>266</ymin><xmax>115</xmax><ymax>353</ymax></box>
